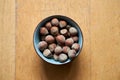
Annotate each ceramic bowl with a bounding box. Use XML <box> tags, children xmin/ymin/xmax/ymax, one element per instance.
<box><xmin>33</xmin><ymin>15</ymin><xmax>83</xmax><ymax>65</ymax></box>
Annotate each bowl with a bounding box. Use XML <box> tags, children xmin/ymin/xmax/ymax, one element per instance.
<box><xmin>33</xmin><ymin>15</ymin><xmax>83</xmax><ymax>65</ymax></box>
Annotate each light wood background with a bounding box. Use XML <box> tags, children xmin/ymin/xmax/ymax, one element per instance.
<box><xmin>0</xmin><ymin>0</ymin><xmax>120</xmax><ymax>80</ymax></box>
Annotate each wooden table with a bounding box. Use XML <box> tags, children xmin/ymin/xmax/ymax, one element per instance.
<box><xmin>0</xmin><ymin>0</ymin><xmax>120</xmax><ymax>80</ymax></box>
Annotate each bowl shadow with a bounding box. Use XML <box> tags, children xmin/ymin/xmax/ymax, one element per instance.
<box><xmin>41</xmin><ymin>57</ymin><xmax>80</xmax><ymax>80</ymax></box>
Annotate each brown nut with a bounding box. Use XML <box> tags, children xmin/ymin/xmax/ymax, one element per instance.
<box><xmin>60</xmin><ymin>29</ymin><xmax>68</xmax><ymax>36</ymax></box>
<box><xmin>51</xmin><ymin>18</ymin><xmax>59</xmax><ymax>26</ymax></box>
<box><xmin>58</xmin><ymin>53</ymin><xmax>68</xmax><ymax>62</ymax></box>
<box><xmin>38</xmin><ymin>41</ymin><xmax>48</xmax><ymax>51</ymax></box>
<box><xmin>48</xmin><ymin>43</ymin><xmax>56</xmax><ymax>52</ymax></box>
<box><xmin>50</xmin><ymin>26</ymin><xmax>59</xmax><ymax>36</ymax></box>
<box><xmin>69</xmin><ymin>27</ymin><xmax>78</xmax><ymax>36</ymax></box>
<box><xmin>40</xmin><ymin>27</ymin><xmax>49</xmax><ymax>35</ymax></box>
<box><xmin>53</xmin><ymin>54</ymin><xmax>59</xmax><ymax>61</ymax></box>
<box><xmin>56</xmin><ymin>35</ymin><xmax>65</xmax><ymax>45</ymax></box>
<box><xmin>71</xmin><ymin>43</ymin><xmax>80</xmax><ymax>51</ymax></box>
<box><xmin>45</xmin><ymin>35</ymin><xmax>55</xmax><ymax>44</ymax></box>
<box><xmin>68</xmin><ymin>50</ymin><xmax>76</xmax><ymax>58</ymax></box>
<box><xmin>45</xmin><ymin>22</ymin><xmax>52</xmax><ymax>30</ymax></box>
<box><xmin>72</xmin><ymin>36</ymin><xmax>79</xmax><ymax>42</ymax></box>
<box><xmin>65</xmin><ymin>38</ymin><xmax>74</xmax><ymax>46</ymax></box>
<box><xmin>43</xmin><ymin>49</ymin><xmax>52</xmax><ymax>58</ymax></box>
<box><xmin>63</xmin><ymin>46</ymin><xmax>70</xmax><ymax>54</ymax></box>
<box><xmin>66</xmin><ymin>25</ymin><xmax>71</xmax><ymax>30</ymax></box>
<box><xmin>54</xmin><ymin>46</ymin><xmax>63</xmax><ymax>54</ymax></box>
<box><xmin>59</xmin><ymin>20</ymin><xmax>67</xmax><ymax>28</ymax></box>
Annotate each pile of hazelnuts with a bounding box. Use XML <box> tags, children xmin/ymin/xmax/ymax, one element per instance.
<box><xmin>38</xmin><ymin>18</ymin><xmax>80</xmax><ymax>62</ymax></box>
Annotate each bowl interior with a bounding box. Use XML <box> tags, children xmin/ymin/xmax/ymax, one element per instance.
<box><xmin>33</xmin><ymin>15</ymin><xmax>83</xmax><ymax>65</ymax></box>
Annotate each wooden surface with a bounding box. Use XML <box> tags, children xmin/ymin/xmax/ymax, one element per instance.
<box><xmin>91</xmin><ymin>1</ymin><xmax>120</xmax><ymax>79</ymax></box>
<box><xmin>0</xmin><ymin>0</ymin><xmax>120</xmax><ymax>80</ymax></box>
<box><xmin>0</xmin><ymin>0</ymin><xmax>15</xmax><ymax>80</ymax></box>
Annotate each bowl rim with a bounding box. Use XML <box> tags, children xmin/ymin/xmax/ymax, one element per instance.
<box><xmin>33</xmin><ymin>15</ymin><xmax>84</xmax><ymax>65</ymax></box>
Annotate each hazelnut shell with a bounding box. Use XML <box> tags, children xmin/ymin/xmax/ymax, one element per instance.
<box><xmin>45</xmin><ymin>35</ymin><xmax>55</xmax><ymax>44</ymax></box>
<box><xmin>58</xmin><ymin>53</ymin><xmax>68</xmax><ymax>62</ymax></box>
<box><xmin>71</xmin><ymin>43</ymin><xmax>80</xmax><ymax>51</ymax></box>
<box><xmin>59</xmin><ymin>20</ymin><xmax>67</xmax><ymax>28</ymax></box>
<box><xmin>51</xmin><ymin>18</ymin><xmax>59</xmax><ymax>26</ymax></box>
<box><xmin>68</xmin><ymin>50</ymin><xmax>76</xmax><ymax>58</ymax></box>
<box><xmin>65</xmin><ymin>38</ymin><xmax>74</xmax><ymax>46</ymax></box>
<box><xmin>50</xmin><ymin>26</ymin><xmax>59</xmax><ymax>36</ymax></box>
<box><xmin>43</xmin><ymin>49</ymin><xmax>52</xmax><ymax>58</ymax></box>
<box><xmin>60</xmin><ymin>29</ymin><xmax>68</xmax><ymax>36</ymax></box>
<box><xmin>56</xmin><ymin>35</ymin><xmax>65</xmax><ymax>45</ymax></box>
<box><xmin>63</xmin><ymin>46</ymin><xmax>70</xmax><ymax>54</ymax></box>
<box><xmin>40</xmin><ymin>27</ymin><xmax>49</xmax><ymax>35</ymax></box>
<box><xmin>48</xmin><ymin>43</ymin><xmax>56</xmax><ymax>52</ymax></box>
<box><xmin>38</xmin><ymin>41</ymin><xmax>48</xmax><ymax>51</ymax></box>
<box><xmin>54</xmin><ymin>46</ymin><xmax>63</xmax><ymax>54</ymax></box>
<box><xmin>69</xmin><ymin>27</ymin><xmax>78</xmax><ymax>36</ymax></box>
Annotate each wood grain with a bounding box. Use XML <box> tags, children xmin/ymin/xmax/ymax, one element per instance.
<box><xmin>16</xmin><ymin>0</ymin><xmax>91</xmax><ymax>80</ymax></box>
<box><xmin>91</xmin><ymin>0</ymin><xmax>120</xmax><ymax>80</ymax></box>
<box><xmin>16</xmin><ymin>0</ymin><xmax>120</xmax><ymax>80</ymax></box>
<box><xmin>1</xmin><ymin>0</ymin><xmax>120</xmax><ymax>80</ymax></box>
<box><xmin>0</xmin><ymin>0</ymin><xmax>15</xmax><ymax>80</ymax></box>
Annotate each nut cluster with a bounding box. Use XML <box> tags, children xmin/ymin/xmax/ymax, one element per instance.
<box><xmin>38</xmin><ymin>18</ymin><xmax>80</xmax><ymax>62</ymax></box>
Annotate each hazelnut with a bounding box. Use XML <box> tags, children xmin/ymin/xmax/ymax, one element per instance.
<box><xmin>48</xmin><ymin>43</ymin><xmax>56</xmax><ymax>52</ymax></box>
<box><xmin>38</xmin><ymin>41</ymin><xmax>47</xmax><ymax>51</ymax></box>
<box><xmin>51</xmin><ymin>18</ymin><xmax>59</xmax><ymax>26</ymax></box>
<box><xmin>45</xmin><ymin>35</ymin><xmax>55</xmax><ymax>44</ymax></box>
<box><xmin>43</xmin><ymin>49</ymin><xmax>52</xmax><ymax>58</ymax></box>
<box><xmin>69</xmin><ymin>27</ymin><xmax>78</xmax><ymax>36</ymax></box>
<box><xmin>59</xmin><ymin>20</ymin><xmax>67</xmax><ymax>28</ymax></box>
<box><xmin>40</xmin><ymin>27</ymin><xmax>49</xmax><ymax>35</ymax></box>
<box><xmin>54</xmin><ymin>46</ymin><xmax>63</xmax><ymax>54</ymax></box>
<box><xmin>53</xmin><ymin>54</ymin><xmax>59</xmax><ymax>61</ymax></box>
<box><xmin>65</xmin><ymin>38</ymin><xmax>74</xmax><ymax>46</ymax></box>
<box><xmin>71</xmin><ymin>43</ymin><xmax>80</xmax><ymax>51</ymax></box>
<box><xmin>60</xmin><ymin>29</ymin><xmax>68</xmax><ymax>36</ymax></box>
<box><xmin>50</xmin><ymin>26</ymin><xmax>59</xmax><ymax>36</ymax></box>
<box><xmin>45</xmin><ymin>22</ymin><xmax>52</xmax><ymax>30</ymax></box>
<box><xmin>66</xmin><ymin>25</ymin><xmax>71</xmax><ymax>30</ymax></box>
<box><xmin>58</xmin><ymin>53</ymin><xmax>68</xmax><ymax>62</ymax></box>
<box><xmin>56</xmin><ymin>35</ymin><xmax>65</xmax><ymax>45</ymax></box>
<box><xmin>63</xmin><ymin>46</ymin><xmax>70</xmax><ymax>54</ymax></box>
<box><xmin>72</xmin><ymin>36</ymin><xmax>78</xmax><ymax>42</ymax></box>
<box><xmin>68</xmin><ymin>50</ymin><xmax>76</xmax><ymax>58</ymax></box>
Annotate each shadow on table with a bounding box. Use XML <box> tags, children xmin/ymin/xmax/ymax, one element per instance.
<box><xmin>42</xmin><ymin>57</ymin><xmax>81</xmax><ymax>80</ymax></box>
